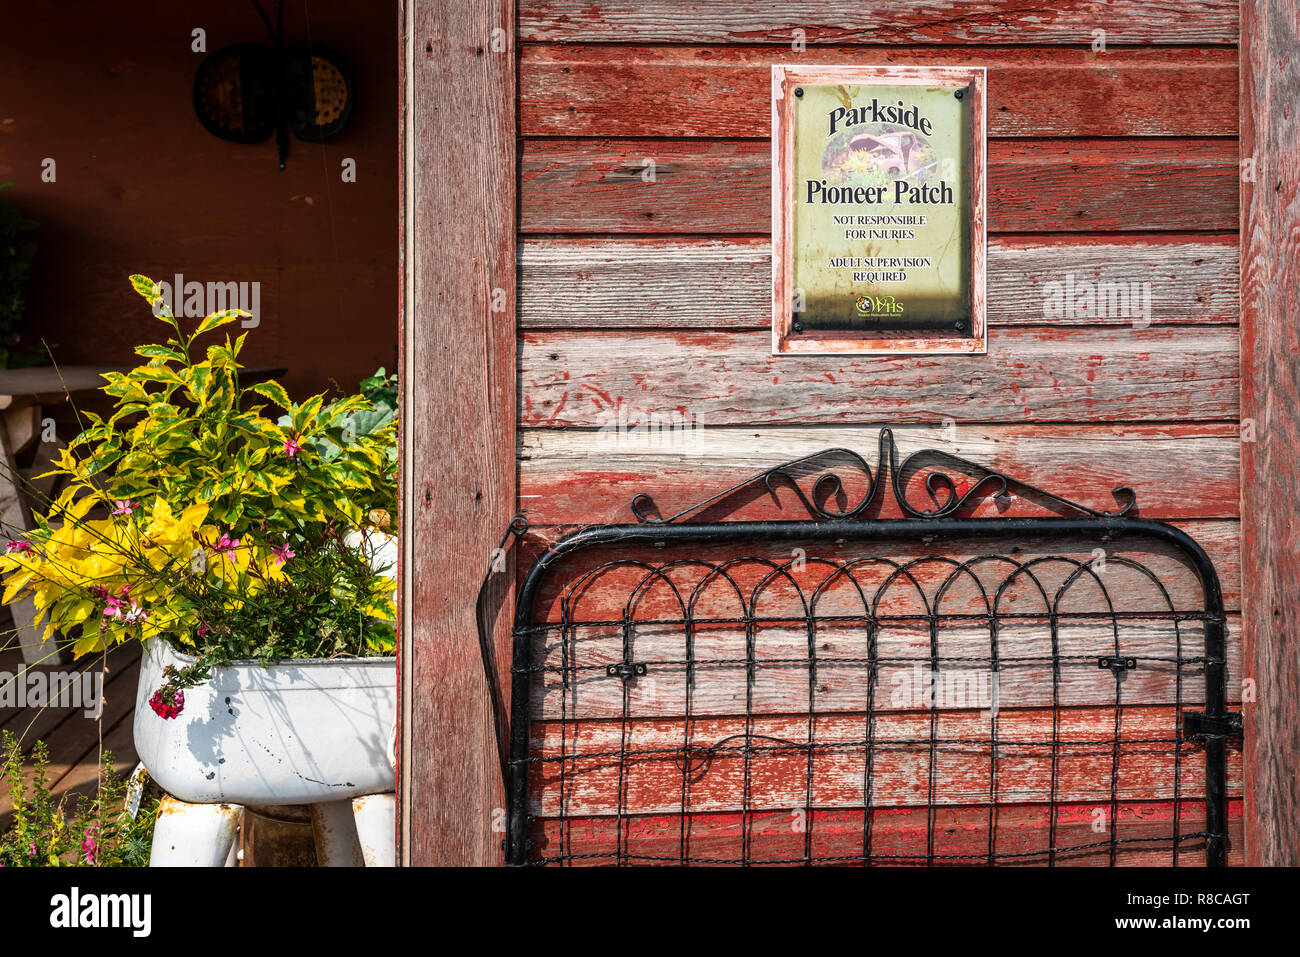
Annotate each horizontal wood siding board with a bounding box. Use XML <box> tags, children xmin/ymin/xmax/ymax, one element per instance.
<box><xmin>513</xmin><ymin>528</ymin><xmax>1241</xmax><ymax>623</ymax></box>
<box><xmin>526</xmin><ymin>801</ymin><xmax>1245</xmax><ymax>866</ymax></box>
<box><xmin>521</xmin><ymin>46</ymin><xmax>1238</xmax><ymax>138</ymax></box>
<box><xmin>511</xmin><ymin>521</ymin><xmax>1242</xmax><ymax>619</ymax></box>
<box><xmin>524</xmin><ymin>706</ymin><xmax>1243</xmax><ymax>814</ymax></box>
<box><xmin>528</xmin><ymin>618</ymin><xmax>1243</xmax><ymax>721</ymax></box>
<box><xmin>519</xmin><ymin>326</ymin><xmax>1240</xmax><ymax>427</ymax></box>
<box><xmin>521</xmin><ymin>139</ymin><xmax>1239</xmax><ymax>233</ymax></box>
<box><xmin>520</xmin><ymin>237</ymin><xmax>1240</xmax><ymax>328</ymax></box>
<box><xmin>518</xmin><ymin>2</ymin><xmax>1239</xmax><ymax>45</ymax></box>
<box><xmin>518</xmin><ymin>422</ymin><xmax>1240</xmax><ymax>518</ymax></box>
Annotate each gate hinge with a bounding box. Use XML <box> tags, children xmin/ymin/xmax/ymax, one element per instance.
<box><xmin>606</xmin><ymin>662</ymin><xmax>648</xmax><ymax>681</ymax></box>
<box><xmin>1182</xmin><ymin>711</ymin><xmax>1243</xmax><ymax>738</ymax></box>
<box><xmin>1097</xmin><ymin>656</ymin><xmax>1137</xmax><ymax>674</ymax></box>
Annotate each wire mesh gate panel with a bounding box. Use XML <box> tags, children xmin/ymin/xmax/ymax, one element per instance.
<box><xmin>491</xmin><ymin>434</ymin><xmax>1242</xmax><ymax>866</ymax></box>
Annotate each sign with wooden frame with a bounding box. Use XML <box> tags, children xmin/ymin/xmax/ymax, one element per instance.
<box><xmin>771</xmin><ymin>65</ymin><xmax>987</xmax><ymax>355</ymax></box>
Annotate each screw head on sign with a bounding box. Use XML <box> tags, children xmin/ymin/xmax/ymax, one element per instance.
<box><xmin>794</xmin><ymin>87</ymin><xmax>803</xmax><ymax>98</ymax></box>
<box><xmin>955</xmin><ymin>89</ymin><xmax>964</xmax><ymax>100</ymax></box>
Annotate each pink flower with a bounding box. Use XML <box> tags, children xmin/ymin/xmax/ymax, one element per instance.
<box><xmin>6</xmin><ymin>540</ymin><xmax>32</xmax><ymax>553</ymax></box>
<box><xmin>101</xmin><ymin>585</ymin><xmax>130</xmax><ymax>613</ymax></box>
<box><xmin>272</xmin><ymin>542</ymin><xmax>296</xmax><ymax>565</ymax></box>
<box><xmin>111</xmin><ymin>500</ymin><xmax>140</xmax><ymax>516</ymax></box>
<box><xmin>81</xmin><ymin>827</ymin><xmax>98</xmax><ymax>864</ymax></box>
<box><xmin>121</xmin><ymin>602</ymin><xmax>148</xmax><ymax>625</ymax></box>
<box><xmin>99</xmin><ymin>587</ymin><xmax>146</xmax><ymax>630</ymax></box>
<box><xmin>149</xmin><ymin>687</ymin><xmax>185</xmax><ymax>719</ymax></box>
<box><xmin>284</xmin><ymin>436</ymin><xmax>302</xmax><ymax>458</ymax></box>
<box><xmin>27</xmin><ymin>842</ymin><xmax>35</xmax><ymax>858</ymax></box>
<box><xmin>213</xmin><ymin>533</ymin><xmax>241</xmax><ymax>561</ymax></box>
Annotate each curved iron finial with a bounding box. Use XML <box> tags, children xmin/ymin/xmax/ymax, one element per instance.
<box><xmin>629</xmin><ymin>428</ymin><xmax>1136</xmax><ymax>523</ymax></box>
<box><xmin>630</xmin><ymin>432</ymin><xmax>889</xmax><ymax>524</ymax></box>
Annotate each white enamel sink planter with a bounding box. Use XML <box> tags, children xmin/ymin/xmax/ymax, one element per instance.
<box><xmin>137</xmin><ymin>528</ymin><xmax>399</xmax><ymax>865</ymax></box>
<box><xmin>133</xmin><ymin>637</ymin><xmax>396</xmax><ymax>806</ymax></box>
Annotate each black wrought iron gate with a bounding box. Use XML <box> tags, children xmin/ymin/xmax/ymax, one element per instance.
<box><xmin>482</xmin><ymin>431</ymin><xmax>1241</xmax><ymax>866</ymax></box>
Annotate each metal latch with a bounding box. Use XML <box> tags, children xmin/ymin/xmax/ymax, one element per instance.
<box><xmin>605</xmin><ymin>662</ymin><xmax>648</xmax><ymax>681</ymax></box>
<box><xmin>1182</xmin><ymin>711</ymin><xmax>1243</xmax><ymax>738</ymax></box>
<box><xmin>1097</xmin><ymin>656</ymin><xmax>1137</xmax><ymax>674</ymax></box>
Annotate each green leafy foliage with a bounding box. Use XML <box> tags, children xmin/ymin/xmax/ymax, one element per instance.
<box><xmin>0</xmin><ymin>275</ymin><xmax>398</xmax><ymax>681</ymax></box>
<box><xmin>59</xmin><ymin>276</ymin><xmax>397</xmax><ymax>535</ymax></box>
<box><xmin>0</xmin><ymin>731</ymin><xmax>157</xmax><ymax>867</ymax></box>
<box><xmin>287</xmin><ymin>367</ymin><xmax>397</xmax><ymax>466</ymax></box>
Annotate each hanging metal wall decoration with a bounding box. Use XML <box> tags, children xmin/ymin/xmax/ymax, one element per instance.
<box><xmin>192</xmin><ymin>1</ymin><xmax>354</xmax><ymax>170</ymax></box>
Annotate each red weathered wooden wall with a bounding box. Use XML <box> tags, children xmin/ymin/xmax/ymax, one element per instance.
<box><xmin>1240</xmin><ymin>0</ymin><xmax>1300</xmax><ymax>866</ymax></box>
<box><xmin>400</xmin><ymin>0</ymin><xmax>517</xmax><ymax>866</ymax></box>
<box><xmin>511</xmin><ymin>1</ymin><xmax>1244</xmax><ymax>864</ymax></box>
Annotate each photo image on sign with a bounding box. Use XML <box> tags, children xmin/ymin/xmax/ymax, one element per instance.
<box><xmin>794</xmin><ymin>82</ymin><xmax>969</xmax><ymax>332</ymax></box>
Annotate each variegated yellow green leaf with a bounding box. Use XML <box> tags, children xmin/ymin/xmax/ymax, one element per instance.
<box><xmin>292</xmin><ymin>393</ymin><xmax>324</xmax><ymax>433</ymax></box>
<box><xmin>136</xmin><ymin>343</ymin><xmax>186</xmax><ymax>362</ymax></box>
<box><xmin>249</xmin><ymin>380</ymin><xmax>292</xmax><ymax>412</ymax></box>
<box><xmin>193</xmin><ymin>309</ymin><xmax>246</xmax><ymax>338</ymax></box>
<box><xmin>129</xmin><ymin>274</ymin><xmax>161</xmax><ymax>302</ymax></box>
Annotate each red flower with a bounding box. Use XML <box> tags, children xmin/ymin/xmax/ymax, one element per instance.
<box><xmin>149</xmin><ymin>687</ymin><xmax>185</xmax><ymax>719</ymax></box>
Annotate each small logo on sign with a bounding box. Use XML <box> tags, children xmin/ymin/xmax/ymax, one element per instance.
<box><xmin>854</xmin><ymin>295</ymin><xmax>904</xmax><ymax>319</ymax></box>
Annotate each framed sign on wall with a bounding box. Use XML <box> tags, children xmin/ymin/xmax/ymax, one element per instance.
<box><xmin>771</xmin><ymin>65</ymin><xmax>987</xmax><ymax>355</ymax></box>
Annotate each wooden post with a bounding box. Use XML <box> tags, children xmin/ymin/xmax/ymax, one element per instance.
<box><xmin>398</xmin><ymin>0</ymin><xmax>518</xmax><ymax>865</ymax></box>
<box><xmin>1240</xmin><ymin>0</ymin><xmax>1300</xmax><ymax>866</ymax></box>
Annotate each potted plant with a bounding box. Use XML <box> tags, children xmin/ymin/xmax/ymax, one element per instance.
<box><xmin>0</xmin><ymin>275</ymin><xmax>398</xmax><ymax>807</ymax></box>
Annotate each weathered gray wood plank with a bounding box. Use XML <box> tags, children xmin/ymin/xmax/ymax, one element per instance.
<box><xmin>520</xmin><ymin>238</ymin><xmax>1239</xmax><ymax>328</ymax></box>
<box><xmin>1239</xmin><ymin>0</ymin><xmax>1300</xmax><ymax>867</ymax></box>
<box><xmin>401</xmin><ymin>0</ymin><xmax>518</xmax><ymax>867</ymax></box>
<box><xmin>519</xmin><ymin>1</ymin><xmax>1239</xmax><ymax>45</ymax></box>
<box><xmin>521</xmin><ymin>138</ymin><xmax>1239</xmax><ymax>234</ymax></box>
<box><xmin>521</xmin><ymin>45</ymin><xmax>1238</xmax><ymax>137</ymax></box>
<box><xmin>520</xmin><ymin>326</ymin><xmax>1240</xmax><ymax>427</ymax></box>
